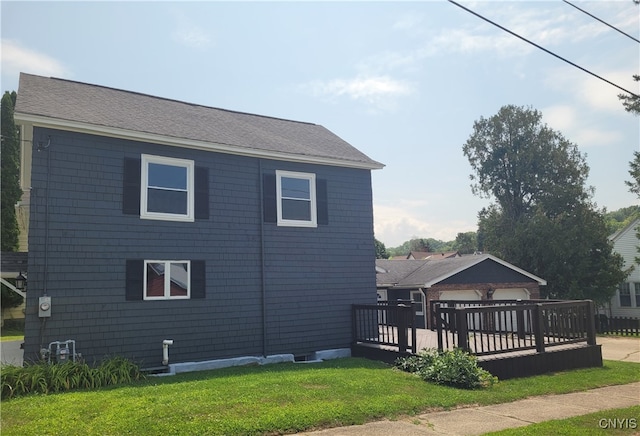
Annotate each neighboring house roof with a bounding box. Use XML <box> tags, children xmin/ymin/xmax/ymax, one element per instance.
<box><xmin>14</xmin><ymin>73</ymin><xmax>384</xmax><ymax>170</ymax></box>
<box><xmin>0</xmin><ymin>252</ymin><xmax>28</xmax><ymax>278</ymax></box>
<box><xmin>407</xmin><ymin>251</ymin><xmax>460</xmax><ymax>260</ymax></box>
<box><xmin>376</xmin><ymin>254</ymin><xmax>546</xmax><ymax>288</ymax></box>
<box><xmin>610</xmin><ymin>218</ymin><xmax>640</xmax><ymax>242</ymax></box>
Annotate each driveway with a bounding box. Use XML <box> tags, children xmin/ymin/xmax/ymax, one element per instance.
<box><xmin>598</xmin><ymin>335</ymin><xmax>640</xmax><ymax>363</ymax></box>
<box><xmin>1</xmin><ymin>339</ymin><xmax>24</xmax><ymax>366</ymax></box>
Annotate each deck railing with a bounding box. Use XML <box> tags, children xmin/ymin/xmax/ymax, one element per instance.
<box><xmin>432</xmin><ymin>300</ymin><xmax>597</xmax><ymax>356</ymax></box>
<box><xmin>352</xmin><ymin>301</ymin><xmax>416</xmax><ymax>354</ymax></box>
<box><xmin>596</xmin><ymin>315</ymin><xmax>640</xmax><ymax>336</ymax></box>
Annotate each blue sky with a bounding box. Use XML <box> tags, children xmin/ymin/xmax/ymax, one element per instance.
<box><xmin>2</xmin><ymin>1</ymin><xmax>638</xmax><ymax>247</ymax></box>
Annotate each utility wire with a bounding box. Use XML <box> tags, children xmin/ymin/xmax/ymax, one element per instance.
<box><xmin>562</xmin><ymin>0</ymin><xmax>639</xmax><ymax>44</ymax></box>
<box><xmin>447</xmin><ymin>0</ymin><xmax>639</xmax><ymax>98</ymax></box>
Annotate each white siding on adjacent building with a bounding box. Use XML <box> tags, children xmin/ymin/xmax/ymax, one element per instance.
<box><xmin>608</xmin><ymin>219</ymin><xmax>640</xmax><ymax>318</ymax></box>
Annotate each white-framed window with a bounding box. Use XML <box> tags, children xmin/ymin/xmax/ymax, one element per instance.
<box><xmin>141</xmin><ymin>154</ymin><xmax>194</xmax><ymax>222</ymax></box>
<box><xmin>410</xmin><ymin>290</ymin><xmax>425</xmax><ymax>316</ymax></box>
<box><xmin>619</xmin><ymin>282</ymin><xmax>631</xmax><ymax>307</ymax></box>
<box><xmin>144</xmin><ymin>260</ymin><xmax>190</xmax><ymax>300</ymax></box>
<box><xmin>276</xmin><ymin>170</ymin><xmax>317</xmax><ymax>227</ymax></box>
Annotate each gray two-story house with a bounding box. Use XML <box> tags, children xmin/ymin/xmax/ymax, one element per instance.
<box><xmin>15</xmin><ymin>73</ymin><xmax>383</xmax><ymax>366</ymax></box>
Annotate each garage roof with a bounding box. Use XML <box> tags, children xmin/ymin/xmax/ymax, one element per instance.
<box><xmin>376</xmin><ymin>254</ymin><xmax>546</xmax><ymax>288</ymax></box>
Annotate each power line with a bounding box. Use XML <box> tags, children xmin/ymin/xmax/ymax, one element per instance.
<box><xmin>562</xmin><ymin>0</ymin><xmax>639</xmax><ymax>44</ymax></box>
<box><xmin>447</xmin><ymin>0</ymin><xmax>639</xmax><ymax>98</ymax></box>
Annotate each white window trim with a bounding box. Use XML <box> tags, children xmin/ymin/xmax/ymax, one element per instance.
<box><xmin>144</xmin><ymin>260</ymin><xmax>191</xmax><ymax>300</ymax></box>
<box><xmin>410</xmin><ymin>290</ymin><xmax>425</xmax><ymax>316</ymax></box>
<box><xmin>276</xmin><ymin>170</ymin><xmax>317</xmax><ymax>227</ymax></box>
<box><xmin>141</xmin><ymin>154</ymin><xmax>194</xmax><ymax>222</ymax></box>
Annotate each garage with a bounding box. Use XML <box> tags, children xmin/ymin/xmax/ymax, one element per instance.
<box><xmin>439</xmin><ymin>290</ymin><xmax>482</xmax><ymax>301</ymax></box>
<box><xmin>493</xmin><ymin>288</ymin><xmax>531</xmax><ymax>301</ymax></box>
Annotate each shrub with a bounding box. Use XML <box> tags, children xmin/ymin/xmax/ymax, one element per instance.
<box><xmin>1</xmin><ymin>356</ymin><xmax>145</xmax><ymax>399</ymax></box>
<box><xmin>395</xmin><ymin>348</ymin><xmax>497</xmax><ymax>389</ymax></box>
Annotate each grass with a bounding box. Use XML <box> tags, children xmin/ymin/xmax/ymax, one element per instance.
<box><xmin>1</xmin><ymin>358</ymin><xmax>639</xmax><ymax>435</ymax></box>
<box><xmin>0</xmin><ymin>329</ymin><xmax>24</xmax><ymax>342</ymax></box>
<box><xmin>1</xmin><ymin>320</ymin><xmax>24</xmax><ymax>342</ymax></box>
<box><xmin>487</xmin><ymin>406</ymin><xmax>640</xmax><ymax>435</ymax></box>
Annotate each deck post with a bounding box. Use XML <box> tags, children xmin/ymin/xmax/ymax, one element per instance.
<box><xmin>456</xmin><ymin>307</ymin><xmax>469</xmax><ymax>352</ymax></box>
<box><xmin>435</xmin><ymin>303</ymin><xmax>444</xmax><ymax>351</ymax></box>
<box><xmin>586</xmin><ymin>300</ymin><xmax>596</xmax><ymax>346</ymax></box>
<box><xmin>533</xmin><ymin>303</ymin><xmax>546</xmax><ymax>353</ymax></box>
<box><xmin>411</xmin><ymin>302</ymin><xmax>417</xmax><ymax>353</ymax></box>
<box><xmin>397</xmin><ymin>304</ymin><xmax>408</xmax><ymax>353</ymax></box>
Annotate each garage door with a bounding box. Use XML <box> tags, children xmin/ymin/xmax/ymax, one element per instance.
<box><xmin>493</xmin><ymin>288</ymin><xmax>530</xmax><ymax>301</ymax></box>
<box><xmin>440</xmin><ymin>290</ymin><xmax>481</xmax><ymax>301</ymax></box>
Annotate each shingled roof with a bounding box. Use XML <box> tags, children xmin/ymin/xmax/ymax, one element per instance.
<box><xmin>376</xmin><ymin>254</ymin><xmax>546</xmax><ymax>288</ymax></box>
<box><xmin>15</xmin><ymin>73</ymin><xmax>383</xmax><ymax>170</ymax></box>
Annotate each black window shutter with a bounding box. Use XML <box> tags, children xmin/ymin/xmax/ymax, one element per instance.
<box><xmin>191</xmin><ymin>260</ymin><xmax>206</xmax><ymax>299</ymax></box>
<box><xmin>263</xmin><ymin>174</ymin><xmax>277</xmax><ymax>223</ymax></box>
<box><xmin>123</xmin><ymin>158</ymin><xmax>141</xmax><ymax>215</ymax></box>
<box><xmin>125</xmin><ymin>259</ymin><xmax>144</xmax><ymax>301</ymax></box>
<box><xmin>194</xmin><ymin>166</ymin><xmax>209</xmax><ymax>220</ymax></box>
<box><xmin>316</xmin><ymin>178</ymin><xmax>328</xmax><ymax>225</ymax></box>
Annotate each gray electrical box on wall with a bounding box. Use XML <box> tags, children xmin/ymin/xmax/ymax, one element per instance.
<box><xmin>39</xmin><ymin>296</ymin><xmax>51</xmax><ymax>317</ymax></box>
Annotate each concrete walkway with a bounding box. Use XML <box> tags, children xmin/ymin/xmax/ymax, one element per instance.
<box><xmin>301</xmin><ymin>382</ymin><xmax>640</xmax><ymax>435</ymax></box>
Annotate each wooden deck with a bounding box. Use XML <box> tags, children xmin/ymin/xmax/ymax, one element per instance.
<box><xmin>352</xmin><ymin>300</ymin><xmax>603</xmax><ymax>378</ymax></box>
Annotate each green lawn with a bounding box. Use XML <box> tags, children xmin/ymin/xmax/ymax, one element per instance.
<box><xmin>487</xmin><ymin>405</ymin><xmax>640</xmax><ymax>435</ymax></box>
<box><xmin>0</xmin><ymin>331</ymin><xmax>24</xmax><ymax>342</ymax></box>
<box><xmin>2</xmin><ymin>358</ymin><xmax>639</xmax><ymax>435</ymax></box>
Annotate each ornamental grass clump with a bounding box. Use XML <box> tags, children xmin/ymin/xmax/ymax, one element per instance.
<box><xmin>395</xmin><ymin>348</ymin><xmax>497</xmax><ymax>389</ymax></box>
<box><xmin>1</xmin><ymin>356</ymin><xmax>144</xmax><ymax>399</ymax></box>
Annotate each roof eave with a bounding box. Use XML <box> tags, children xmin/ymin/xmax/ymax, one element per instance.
<box><xmin>15</xmin><ymin>112</ymin><xmax>385</xmax><ymax>171</ymax></box>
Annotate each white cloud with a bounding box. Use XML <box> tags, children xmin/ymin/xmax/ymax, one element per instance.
<box><xmin>172</xmin><ymin>27</ymin><xmax>211</xmax><ymax>49</ymax></box>
<box><xmin>170</xmin><ymin>11</ymin><xmax>212</xmax><ymax>49</ymax></box>
<box><xmin>1</xmin><ymin>39</ymin><xmax>69</xmax><ymax>78</ymax></box>
<box><xmin>373</xmin><ymin>203</ymin><xmax>477</xmax><ymax>247</ymax></box>
<box><xmin>546</xmin><ymin>67</ymin><xmax>638</xmax><ymax>113</ymax></box>
<box><xmin>302</xmin><ymin>75</ymin><xmax>413</xmax><ymax>111</ymax></box>
<box><xmin>542</xmin><ymin>104</ymin><xmax>623</xmax><ymax>148</ymax></box>
<box><xmin>543</xmin><ymin>105</ymin><xmax>577</xmax><ymax>133</ymax></box>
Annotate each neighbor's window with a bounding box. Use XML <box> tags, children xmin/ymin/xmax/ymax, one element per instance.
<box><xmin>635</xmin><ymin>283</ymin><xmax>640</xmax><ymax>307</ymax></box>
<box><xmin>276</xmin><ymin>170</ymin><xmax>317</xmax><ymax>227</ymax></box>
<box><xmin>619</xmin><ymin>282</ymin><xmax>631</xmax><ymax>307</ymax></box>
<box><xmin>144</xmin><ymin>261</ymin><xmax>190</xmax><ymax>300</ymax></box>
<box><xmin>141</xmin><ymin>154</ymin><xmax>194</xmax><ymax>221</ymax></box>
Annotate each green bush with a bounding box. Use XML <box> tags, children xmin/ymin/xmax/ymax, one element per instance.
<box><xmin>1</xmin><ymin>356</ymin><xmax>144</xmax><ymax>399</ymax></box>
<box><xmin>395</xmin><ymin>348</ymin><xmax>497</xmax><ymax>389</ymax></box>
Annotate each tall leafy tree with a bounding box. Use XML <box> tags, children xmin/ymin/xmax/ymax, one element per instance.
<box><xmin>1</xmin><ymin>91</ymin><xmax>22</xmax><ymax>251</ymax></box>
<box><xmin>1</xmin><ymin>91</ymin><xmax>24</xmax><ymax>310</ymax></box>
<box><xmin>453</xmin><ymin>231</ymin><xmax>477</xmax><ymax>254</ymax></box>
<box><xmin>463</xmin><ymin>105</ymin><xmax>626</xmax><ymax>304</ymax></box>
<box><xmin>618</xmin><ymin>74</ymin><xmax>640</xmax><ymax>115</ymax></box>
<box><xmin>619</xmin><ymin>81</ymin><xmax>640</xmax><ymax>263</ymax></box>
<box><xmin>374</xmin><ymin>238</ymin><xmax>389</xmax><ymax>259</ymax></box>
<box><xmin>627</xmin><ymin>151</ymin><xmax>640</xmax><ymax>198</ymax></box>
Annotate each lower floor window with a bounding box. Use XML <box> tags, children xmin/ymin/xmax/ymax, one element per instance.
<box><xmin>145</xmin><ymin>260</ymin><xmax>190</xmax><ymax>300</ymax></box>
<box><xmin>619</xmin><ymin>282</ymin><xmax>631</xmax><ymax>307</ymax></box>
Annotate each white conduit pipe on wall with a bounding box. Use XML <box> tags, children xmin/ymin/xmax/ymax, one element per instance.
<box><xmin>162</xmin><ymin>340</ymin><xmax>174</xmax><ymax>365</ymax></box>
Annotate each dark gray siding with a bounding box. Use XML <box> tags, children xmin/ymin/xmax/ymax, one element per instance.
<box><xmin>23</xmin><ymin>128</ymin><xmax>376</xmax><ymax>365</ymax></box>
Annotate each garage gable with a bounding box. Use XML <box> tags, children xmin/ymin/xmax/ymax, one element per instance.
<box><xmin>437</xmin><ymin>259</ymin><xmax>540</xmax><ymax>286</ymax></box>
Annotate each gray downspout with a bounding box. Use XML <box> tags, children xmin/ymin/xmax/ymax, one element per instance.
<box><xmin>258</xmin><ymin>159</ymin><xmax>267</xmax><ymax>357</ymax></box>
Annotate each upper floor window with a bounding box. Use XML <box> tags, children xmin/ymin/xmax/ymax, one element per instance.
<box><xmin>141</xmin><ymin>155</ymin><xmax>194</xmax><ymax>222</ymax></box>
<box><xmin>276</xmin><ymin>170</ymin><xmax>317</xmax><ymax>227</ymax></box>
<box><xmin>144</xmin><ymin>260</ymin><xmax>190</xmax><ymax>300</ymax></box>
